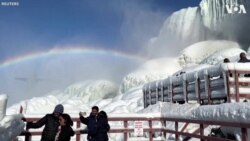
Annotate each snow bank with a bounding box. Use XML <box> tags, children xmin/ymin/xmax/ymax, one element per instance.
<box><xmin>0</xmin><ymin>94</ymin><xmax>7</xmax><ymax>120</ymax></box>
<box><xmin>191</xmin><ymin>102</ymin><xmax>250</xmax><ymax>123</ymax></box>
<box><xmin>139</xmin><ymin>102</ymin><xmax>199</xmax><ymax>118</ymax></box>
<box><xmin>141</xmin><ymin>100</ymin><xmax>250</xmax><ymax>124</ymax></box>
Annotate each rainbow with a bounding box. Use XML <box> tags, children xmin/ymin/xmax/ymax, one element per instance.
<box><xmin>0</xmin><ymin>47</ymin><xmax>148</xmax><ymax>68</ymax></box>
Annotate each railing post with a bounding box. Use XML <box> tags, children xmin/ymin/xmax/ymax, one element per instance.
<box><xmin>25</xmin><ymin>124</ymin><xmax>31</xmax><ymax>141</ymax></box>
<box><xmin>224</xmin><ymin>71</ymin><xmax>231</xmax><ymax>103</ymax></box>
<box><xmin>183</xmin><ymin>74</ymin><xmax>188</xmax><ymax>103</ymax></box>
<box><xmin>143</xmin><ymin>88</ymin><xmax>147</xmax><ymax>108</ymax></box>
<box><xmin>161</xmin><ymin>119</ymin><xmax>166</xmax><ymax>139</ymax></box>
<box><xmin>161</xmin><ymin>83</ymin><xmax>164</xmax><ymax>102</ymax></box>
<box><xmin>19</xmin><ymin>106</ymin><xmax>23</xmax><ymax>114</ymax></box>
<box><xmin>76</xmin><ymin>120</ymin><xmax>81</xmax><ymax>141</ymax></box>
<box><xmin>241</xmin><ymin>128</ymin><xmax>248</xmax><ymax>141</ymax></box>
<box><xmin>195</xmin><ymin>73</ymin><xmax>201</xmax><ymax>104</ymax></box>
<box><xmin>200</xmin><ymin>124</ymin><xmax>204</xmax><ymax>141</ymax></box>
<box><xmin>149</xmin><ymin>119</ymin><xmax>153</xmax><ymax>141</ymax></box>
<box><xmin>170</xmin><ymin>78</ymin><xmax>174</xmax><ymax>103</ymax></box>
<box><xmin>149</xmin><ymin>85</ymin><xmax>152</xmax><ymax>106</ymax></box>
<box><xmin>204</xmin><ymin>71</ymin><xmax>211</xmax><ymax>104</ymax></box>
<box><xmin>124</xmin><ymin>120</ymin><xmax>128</xmax><ymax>141</ymax></box>
<box><xmin>234</xmin><ymin>71</ymin><xmax>240</xmax><ymax>102</ymax></box>
<box><xmin>156</xmin><ymin>82</ymin><xmax>159</xmax><ymax>103</ymax></box>
<box><xmin>175</xmin><ymin>121</ymin><xmax>178</xmax><ymax>141</ymax></box>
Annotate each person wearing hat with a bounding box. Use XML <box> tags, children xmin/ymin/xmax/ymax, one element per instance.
<box><xmin>27</xmin><ymin>104</ymin><xmax>64</xmax><ymax>141</ymax></box>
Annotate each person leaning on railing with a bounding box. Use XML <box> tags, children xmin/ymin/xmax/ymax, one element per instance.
<box><xmin>26</xmin><ymin>104</ymin><xmax>64</xmax><ymax>141</ymax></box>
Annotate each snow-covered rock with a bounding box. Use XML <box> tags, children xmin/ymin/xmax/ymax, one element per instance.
<box><xmin>0</xmin><ymin>114</ymin><xmax>25</xmax><ymax>141</ymax></box>
<box><xmin>0</xmin><ymin>95</ymin><xmax>25</xmax><ymax>141</ymax></box>
<box><xmin>7</xmin><ymin>79</ymin><xmax>144</xmax><ymax>115</ymax></box>
<box><xmin>178</xmin><ymin>40</ymin><xmax>241</xmax><ymax>66</ymax></box>
<box><xmin>64</xmin><ymin>80</ymin><xmax>118</xmax><ymax>101</ymax></box>
<box><xmin>119</xmin><ymin>58</ymin><xmax>181</xmax><ymax>93</ymax></box>
<box><xmin>0</xmin><ymin>95</ymin><xmax>7</xmax><ymax>120</ymax></box>
<box><xmin>201</xmin><ymin>47</ymin><xmax>245</xmax><ymax>64</ymax></box>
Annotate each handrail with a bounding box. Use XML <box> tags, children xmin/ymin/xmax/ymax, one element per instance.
<box><xmin>19</xmin><ymin>115</ymin><xmax>249</xmax><ymax>141</ymax></box>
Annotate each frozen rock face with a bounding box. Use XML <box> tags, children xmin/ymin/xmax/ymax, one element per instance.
<box><xmin>200</xmin><ymin>0</ymin><xmax>250</xmax><ymax>28</ymax></box>
<box><xmin>147</xmin><ymin>7</ymin><xmax>209</xmax><ymax>57</ymax></box>
<box><xmin>178</xmin><ymin>40</ymin><xmax>241</xmax><ymax>66</ymax></box>
<box><xmin>64</xmin><ymin>80</ymin><xmax>118</xmax><ymax>101</ymax></box>
<box><xmin>147</xmin><ymin>0</ymin><xmax>250</xmax><ymax>58</ymax></box>
<box><xmin>200</xmin><ymin>0</ymin><xmax>250</xmax><ymax>48</ymax></box>
<box><xmin>119</xmin><ymin>58</ymin><xmax>181</xmax><ymax>94</ymax></box>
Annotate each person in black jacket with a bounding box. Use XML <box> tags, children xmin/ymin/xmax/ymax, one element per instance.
<box><xmin>238</xmin><ymin>52</ymin><xmax>250</xmax><ymax>77</ymax></box>
<box><xmin>55</xmin><ymin>113</ymin><xmax>75</xmax><ymax>141</ymax></box>
<box><xmin>79</xmin><ymin>106</ymin><xmax>99</xmax><ymax>141</ymax></box>
<box><xmin>238</xmin><ymin>52</ymin><xmax>250</xmax><ymax>63</ymax></box>
<box><xmin>27</xmin><ymin>104</ymin><xmax>64</xmax><ymax>141</ymax></box>
<box><xmin>96</xmin><ymin>111</ymin><xmax>110</xmax><ymax>141</ymax></box>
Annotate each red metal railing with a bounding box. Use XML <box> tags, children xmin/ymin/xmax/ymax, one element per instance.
<box><xmin>226</xmin><ymin>70</ymin><xmax>250</xmax><ymax>102</ymax></box>
<box><xmin>19</xmin><ymin>115</ymin><xmax>250</xmax><ymax>141</ymax></box>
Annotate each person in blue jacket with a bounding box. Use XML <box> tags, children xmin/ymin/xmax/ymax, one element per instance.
<box><xmin>79</xmin><ymin>106</ymin><xmax>99</xmax><ymax>141</ymax></box>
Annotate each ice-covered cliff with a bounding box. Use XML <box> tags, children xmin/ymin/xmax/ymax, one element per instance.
<box><xmin>200</xmin><ymin>0</ymin><xmax>250</xmax><ymax>29</ymax></box>
<box><xmin>147</xmin><ymin>7</ymin><xmax>208</xmax><ymax>57</ymax></box>
<box><xmin>200</xmin><ymin>0</ymin><xmax>250</xmax><ymax>47</ymax></box>
<box><xmin>147</xmin><ymin>0</ymin><xmax>250</xmax><ymax>57</ymax></box>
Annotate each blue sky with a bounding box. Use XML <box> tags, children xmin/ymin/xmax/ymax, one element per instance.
<box><xmin>0</xmin><ymin>0</ymin><xmax>201</xmax><ymax>62</ymax></box>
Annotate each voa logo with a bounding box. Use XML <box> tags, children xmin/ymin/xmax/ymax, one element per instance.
<box><xmin>226</xmin><ymin>4</ymin><xmax>247</xmax><ymax>14</ymax></box>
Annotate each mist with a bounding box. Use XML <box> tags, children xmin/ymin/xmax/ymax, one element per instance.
<box><xmin>0</xmin><ymin>48</ymin><xmax>144</xmax><ymax>106</ymax></box>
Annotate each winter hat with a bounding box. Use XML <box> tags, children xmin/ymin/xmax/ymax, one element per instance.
<box><xmin>53</xmin><ymin>104</ymin><xmax>64</xmax><ymax>114</ymax></box>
